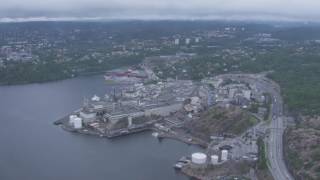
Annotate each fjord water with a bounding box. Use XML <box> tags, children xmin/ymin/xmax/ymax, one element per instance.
<box><xmin>0</xmin><ymin>75</ymin><xmax>199</xmax><ymax>180</ymax></box>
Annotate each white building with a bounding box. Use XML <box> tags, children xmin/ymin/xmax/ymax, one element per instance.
<box><xmin>174</xmin><ymin>39</ymin><xmax>180</xmax><ymax>45</ymax></box>
<box><xmin>195</xmin><ymin>37</ymin><xmax>200</xmax><ymax>43</ymax></box>
<box><xmin>185</xmin><ymin>38</ymin><xmax>191</xmax><ymax>45</ymax></box>
<box><xmin>80</xmin><ymin>111</ymin><xmax>96</xmax><ymax>123</ymax></box>
<box><xmin>211</xmin><ymin>155</ymin><xmax>219</xmax><ymax>165</ymax></box>
<box><xmin>221</xmin><ymin>150</ymin><xmax>228</xmax><ymax>161</ymax></box>
<box><xmin>243</xmin><ymin>90</ymin><xmax>251</xmax><ymax>100</ymax></box>
<box><xmin>144</xmin><ymin>103</ymin><xmax>182</xmax><ymax>116</ymax></box>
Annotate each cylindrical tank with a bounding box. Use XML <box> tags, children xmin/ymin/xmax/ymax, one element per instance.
<box><xmin>191</xmin><ymin>153</ymin><xmax>207</xmax><ymax>165</ymax></box>
<box><xmin>73</xmin><ymin>117</ymin><xmax>83</xmax><ymax>129</ymax></box>
<box><xmin>211</xmin><ymin>155</ymin><xmax>219</xmax><ymax>165</ymax></box>
<box><xmin>221</xmin><ymin>150</ymin><xmax>228</xmax><ymax>161</ymax></box>
<box><xmin>69</xmin><ymin>115</ymin><xmax>77</xmax><ymax>125</ymax></box>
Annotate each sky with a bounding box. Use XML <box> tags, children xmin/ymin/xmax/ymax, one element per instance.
<box><xmin>0</xmin><ymin>0</ymin><xmax>320</xmax><ymax>22</ymax></box>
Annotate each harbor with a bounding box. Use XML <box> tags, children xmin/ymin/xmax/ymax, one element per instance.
<box><xmin>1</xmin><ymin>75</ymin><xmax>204</xmax><ymax>180</ymax></box>
<box><xmin>54</xmin><ymin>75</ymin><xmax>207</xmax><ymax>142</ymax></box>
<box><xmin>53</xmin><ymin>69</ymin><xmax>277</xmax><ymax>180</ymax></box>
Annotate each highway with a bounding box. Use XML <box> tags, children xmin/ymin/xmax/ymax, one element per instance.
<box><xmin>217</xmin><ymin>74</ymin><xmax>294</xmax><ymax>180</ymax></box>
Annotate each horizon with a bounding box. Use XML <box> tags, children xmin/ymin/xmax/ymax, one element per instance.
<box><xmin>1</xmin><ymin>0</ymin><xmax>320</xmax><ymax>23</ymax></box>
<box><xmin>0</xmin><ymin>17</ymin><xmax>319</xmax><ymax>25</ymax></box>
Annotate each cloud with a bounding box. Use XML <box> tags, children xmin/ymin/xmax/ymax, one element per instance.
<box><xmin>0</xmin><ymin>0</ymin><xmax>320</xmax><ymax>22</ymax></box>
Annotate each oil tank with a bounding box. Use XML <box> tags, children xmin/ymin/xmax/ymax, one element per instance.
<box><xmin>191</xmin><ymin>153</ymin><xmax>207</xmax><ymax>165</ymax></box>
<box><xmin>69</xmin><ymin>115</ymin><xmax>77</xmax><ymax>125</ymax></box>
<box><xmin>73</xmin><ymin>117</ymin><xmax>83</xmax><ymax>129</ymax></box>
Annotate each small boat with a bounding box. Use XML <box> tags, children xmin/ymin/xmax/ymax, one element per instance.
<box><xmin>174</xmin><ymin>162</ymin><xmax>185</xmax><ymax>170</ymax></box>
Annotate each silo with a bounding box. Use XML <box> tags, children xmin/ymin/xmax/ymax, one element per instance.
<box><xmin>211</xmin><ymin>155</ymin><xmax>219</xmax><ymax>165</ymax></box>
<box><xmin>221</xmin><ymin>150</ymin><xmax>228</xmax><ymax>161</ymax></box>
<box><xmin>191</xmin><ymin>153</ymin><xmax>207</xmax><ymax>165</ymax></box>
<box><xmin>73</xmin><ymin>117</ymin><xmax>83</xmax><ymax>129</ymax></box>
<box><xmin>69</xmin><ymin>115</ymin><xmax>77</xmax><ymax>125</ymax></box>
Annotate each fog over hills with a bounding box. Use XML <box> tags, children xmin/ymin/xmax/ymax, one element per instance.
<box><xmin>1</xmin><ymin>0</ymin><xmax>320</xmax><ymax>22</ymax></box>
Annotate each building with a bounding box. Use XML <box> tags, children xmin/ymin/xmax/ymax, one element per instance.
<box><xmin>174</xmin><ymin>39</ymin><xmax>180</xmax><ymax>45</ymax></box>
<box><xmin>144</xmin><ymin>103</ymin><xmax>183</xmax><ymax>116</ymax></box>
<box><xmin>185</xmin><ymin>38</ymin><xmax>191</xmax><ymax>45</ymax></box>
<box><xmin>79</xmin><ymin>110</ymin><xmax>96</xmax><ymax>123</ymax></box>
<box><xmin>195</xmin><ymin>37</ymin><xmax>200</xmax><ymax>43</ymax></box>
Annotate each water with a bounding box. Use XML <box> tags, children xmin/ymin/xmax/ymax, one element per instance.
<box><xmin>0</xmin><ymin>75</ymin><xmax>201</xmax><ymax>180</ymax></box>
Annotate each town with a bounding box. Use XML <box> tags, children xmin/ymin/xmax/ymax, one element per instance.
<box><xmin>2</xmin><ymin>21</ymin><xmax>320</xmax><ymax>180</ymax></box>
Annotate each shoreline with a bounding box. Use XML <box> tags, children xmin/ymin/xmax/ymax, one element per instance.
<box><xmin>54</xmin><ymin>116</ymin><xmax>208</xmax><ymax>148</ymax></box>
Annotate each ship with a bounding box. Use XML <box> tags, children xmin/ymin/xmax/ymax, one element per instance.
<box><xmin>104</xmin><ymin>69</ymin><xmax>148</xmax><ymax>84</ymax></box>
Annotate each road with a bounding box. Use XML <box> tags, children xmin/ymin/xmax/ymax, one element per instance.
<box><xmin>216</xmin><ymin>74</ymin><xmax>294</xmax><ymax>180</ymax></box>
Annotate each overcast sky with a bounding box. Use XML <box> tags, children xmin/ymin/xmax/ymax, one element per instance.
<box><xmin>1</xmin><ymin>0</ymin><xmax>320</xmax><ymax>22</ymax></box>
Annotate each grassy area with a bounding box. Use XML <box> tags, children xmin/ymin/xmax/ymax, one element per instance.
<box><xmin>255</xmin><ymin>137</ymin><xmax>274</xmax><ymax>180</ymax></box>
<box><xmin>257</xmin><ymin>137</ymin><xmax>268</xmax><ymax>170</ymax></box>
<box><xmin>256</xmin><ymin>169</ymin><xmax>274</xmax><ymax>180</ymax></box>
<box><xmin>184</xmin><ymin>106</ymin><xmax>258</xmax><ymax>141</ymax></box>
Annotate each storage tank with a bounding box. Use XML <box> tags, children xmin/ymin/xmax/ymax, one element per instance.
<box><xmin>221</xmin><ymin>150</ymin><xmax>228</xmax><ymax>161</ymax></box>
<box><xmin>191</xmin><ymin>153</ymin><xmax>207</xmax><ymax>165</ymax></box>
<box><xmin>211</xmin><ymin>155</ymin><xmax>219</xmax><ymax>165</ymax></box>
<box><xmin>73</xmin><ymin>117</ymin><xmax>83</xmax><ymax>129</ymax></box>
<box><xmin>69</xmin><ymin>115</ymin><xmax>77</xmax><ymax>125</ymax></box>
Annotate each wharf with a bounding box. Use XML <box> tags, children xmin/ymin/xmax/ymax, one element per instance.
<box><xmin>54</xmin><ymin>114</ymin><xmax>153</xmax><ymax>138</ymax></box>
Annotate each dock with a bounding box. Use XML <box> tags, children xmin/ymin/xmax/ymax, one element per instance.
<box><xmin>54</xmin><ymin>112</ymin><xmax>154</xmax><ymax>138</ymax></box>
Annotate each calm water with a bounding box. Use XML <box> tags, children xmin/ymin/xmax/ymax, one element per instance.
<box><xmin>0</xmin><ymin>76</ymin><xmax>200</xmax><ymax>180</ymax></box>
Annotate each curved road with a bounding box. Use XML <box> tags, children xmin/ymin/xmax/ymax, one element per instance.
<box><xmin>216</xmin><ymin>74</ymin><xmax>294</xmax><ymax>180</ymax></box>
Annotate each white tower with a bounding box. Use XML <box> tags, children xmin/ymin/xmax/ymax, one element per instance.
<box><xmin>221</xmin><ymin>150</ymin><xmax>228</xmax><ymax>161</ymax></box>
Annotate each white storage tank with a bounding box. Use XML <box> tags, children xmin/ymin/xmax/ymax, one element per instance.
<box><xmin>191</xmin><ymin>153</ymin><xmax>207</xmax><ymax>165</ymax></box>
<box><xmin>73</xmin><ymin>117</ymin><xmax>83</xmax><ymax>129</ymax></box>
<box><xmin>211</xmin><ymin>155</ymin><xmax>219</xmax><ymax>165</ymax></box>
<box><xmin>221</xmin><ymin>150</ymin><xmax>228</xmax><ymax>161</ymax></box>
<box><xmin>69</xmin><ymin>115</ymin><xmax>77</xmax><ymax>125</ymax></box>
